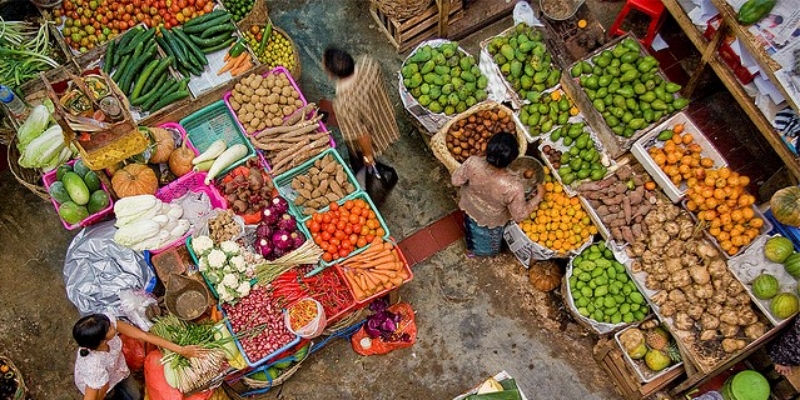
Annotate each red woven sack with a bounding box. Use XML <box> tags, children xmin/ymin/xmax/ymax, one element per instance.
<box><xmin>144</xmin><ymin>349</ymin><xmax>215</xmax><ymax>400</ymax></box>
<box><xmin>351</xmin><ymin>302</ymin><xmax>417</xmax><ymax>356</ymax></box>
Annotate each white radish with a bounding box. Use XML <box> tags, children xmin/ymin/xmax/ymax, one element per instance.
<box><xmin>192</xmin><ymin>139</ymin><xmax>227</xmax><ymax>165</ymax></box>
<box><xmin>192</xmin><ymin>159</ymin><xmax>214</xmax><ymax>172</ymax></box>
<box><xmin>204</xmin><ymin>144</ymin><xmax>248</xmax><ymax>185</ymax></box>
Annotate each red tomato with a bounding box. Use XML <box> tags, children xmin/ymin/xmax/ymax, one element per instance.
<box><xmin>349</xmin><ymin>234</ymin><xmax>358</xmax><ymax>245</ymax></box>
<box><xmin>313</xmin><ymin>236</ymin><xmax>323</xmax><ymax>245</ymax></box>
<box><xmin>366</xmin><ymin>234</ymin><xmax>375</xmax><ymax>242</ymax></box>
<box><xmin>336</xmin><ymin>221</ymin><xmax>346</xmax><ymax>231</ymax></box>
<box><xmin>351</xmin><ymin>207</ymin><xmax>362</xmax><ymax>217</ymax></box>
<box><xmin>330</xmin><ymin>238</ymin><xmax>340</xmax><ymax>247</ymax></box>
<box><xmin>309</xmin><ymin>221</ymin><xmax>321</xmax><ymax>233</ymax></box>
<box><xmin>202</xmin><ymin>2</ymin><xmax>212</xmax><ymax>12</ymax></box>
<box><xmin>325</xmin><ymin>225</ymin><xmax>336</xmax><ymax>235</ymax></box>
<box><xmin>322</xmin><ymin>214</ymin><xmax>332</xmax><ymax>224</ymax></box>
<box><xmin>169</xmin><ymin>3</ymin><xmax>180</xmax><ymax>12</ymax></box>
<box><xmin>360</xmin><ymin>226</ymin><xmax>370</xmax><ymax>236</ymax></box>
<box><xmin>343</xmin><ymin>200</ymin><xmax>354</xmax><ymax>210</ymax></box>
<box><xmin>322</xmin><ymin>253</ymin><xmax>333</xmax><ymax>262</ymax></box>
<box><xmin>344</xmin><ymin>225</ymin><xmax>353</xmax><ymax>235</ymax></box>
<box><xmin>348</xmin><ymin>214</ymin><xmax>359</xmax><ymax>224</ymax></box>
<box><xmin>341</xmin><ymin>240</ymin><xmax>352</xmax><ymax>251</ymax></box>
<box><xmin>354</xmin><ymin>199</ymin><xmax>367</xmax><ymax>209</ymax></box>
<box><xmin>128</xmin><ymin>19</ymin><xmax>137</xmax><ymax>27</ymax></box>
<box><xmin>329</xmin><ymin>202</ymin><xmax>339</xmax><ymax>211</ymax></box>
<box><xmin>356</xmin><ymin>238</ymin><xmax>368</xmax><ymax>248</ymax></box>
<box><xmin>321</xmin><ymin>231</ymin><xmax>332</xmax><ymax>241</ymax></box>
<box><xmin>312</xmin><ymin>213</ymin><xmax>323</xmax><ymax>223</ymax></box>
<box><xmin>338</xmin><ymin>248</ymin><xmax>350</xmax><ymax>258</ymax></box>
<box><xmin>195</xmin><ymin>0</ymin><xmax>206</xmax><ymax>7</ymax></box>
<box><xmin>376</xmin><ymin>228</ymin><xmax>386</xmax><ymax>237</ymax></box>
<box><xmin>368</xmin><ymin>211</ymin><xmax>377</xmax><ymax>219</ymax></box>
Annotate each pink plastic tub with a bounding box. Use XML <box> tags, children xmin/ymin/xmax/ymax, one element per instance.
<box><xmin>152</xmin><ymin>171</ymin><xmax>227</xmax><ymax>254</ymax></box>
<box><xmin>159</xmin><ymin>122</ymin><xmax>199</xmax><ymax>156</ymax></box>
<box><xmin>42</xmin><ymin>159</ymin><xmax>115</xmax><ymax>230</ymax></box>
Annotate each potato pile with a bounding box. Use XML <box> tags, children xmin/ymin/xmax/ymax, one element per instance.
<box><xmin>229</xmin><ymin>72</ymin><xmax>305</xmax><ymax>134</ymax></box>
<box><xmin>446</xmin><ymin>108</ymin><xmax>516</xmax><ymax>163</ymax></box>
<box><xmin>627</xmin><ymin>201</ymin><xmax>767</xmax><ymax>367</ymax></box>
<box><xmin>577</xmin><ymin>164</ymin><xmax>659</xmax><ymax>243</ymax></box>
<box><xmin>291</xmin><ymin>153</ymin><xmax>357</xmax><ymax>215</ymax></box>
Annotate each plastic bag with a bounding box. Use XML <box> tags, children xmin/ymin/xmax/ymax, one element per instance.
<box><xmin>351</xmin><ymin>302</ymin><xmax>417</xmax><ymax>356</ymax></box>
<box><xmin>120</xmin><ymin>334</ymin><xmax>146</xmax><ymax>371</ymax></box>
<box><xmin>192</xmin><ymin>209</ymin><xmax>246</xmax><ymax>242</ymax></box>
<box><xmin>119</xmin><ymin>289</ymin><xmax>158</xmax><ymax>331</ymax></box>
<box><xmin>64</xmin><ymin>220</ymin><xmax>157</xmax><ymax>316</ymax></box>
<box><xmin>285</xmin><ymin>298</ymin><xmax>327</xmax><ymax>339</ymax></box>
<box><xmin>144</xmin><ymin>349</ymin><xmax>215</xmax><ymax>400</ymax></box>
<box><xmin>513</xmin><ymin>0</ymin><xmax>543</xmax><ymax>27</ymax></box>
<box><xmin>355</xmin><ymin>161</ymin><xmax>398</xmax><ymax>208</ymax></box>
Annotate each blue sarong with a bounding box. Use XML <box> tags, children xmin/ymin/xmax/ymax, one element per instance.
<box><xmin>464</xmin><ymin>214</ymin><xmax>504</xmax><ymax>256</ymax></box>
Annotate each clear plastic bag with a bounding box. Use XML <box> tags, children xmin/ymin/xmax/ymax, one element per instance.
<box><xmin>192</xmin><ymin>209</ymin><xmax>246</xmax><ymax>243</ymax></box>
<box><xmin>285</xmin><ymin>298</ymin><xmax>327</xmax><ymax>339</ymax></box>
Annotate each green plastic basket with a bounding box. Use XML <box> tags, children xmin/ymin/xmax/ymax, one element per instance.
<box><xmin>180</xmin><ymin>100</ymin><xmax>255</xmax><ymax>178</ymax></box>
<box><xmin>185</xmin><ymin>235</ymin><xmax>257</xmax><ymax>299</ymax></box>
<box><xmin>274</xmin><ymin>149</ymin><xmax>361</xmax><ymax>222</ymax></box>
<box><xmin>317</xmin><ymin>191</ymin><xmax>392</xmax><ymax>267</ymax></box>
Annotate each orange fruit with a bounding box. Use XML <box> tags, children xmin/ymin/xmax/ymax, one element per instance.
<box><xmin>700</xmin><ymin>158</ymin><xmax>714</xmax><ymax>168</ymax></box>
<box><xmin>673</xmin><ymin>124</ymin><xmax>685</xmax><ymax>134</ymax></box>
<box><xmin>682</xmin><ymin>133</ymin><xmax>694</xmax><ymax>145</ymax></box>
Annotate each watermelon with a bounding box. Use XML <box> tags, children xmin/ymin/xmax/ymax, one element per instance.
<box><xmin>48</xmin><ymin>181</ymin><xmax>71</xmax><ymax>204</ymax></box>
<box><xmin>765</xmin><ymin>236</ymin><xmax>794</xmax><ymax>263</ymax></box>
<box><xmin>771</xmin><ymin>292</ymin><xmax>799</xmax><ymax>319</ymax></box>
<box><xmin>784</xmin><ymin>252</ymin><xmax>800</xmax><ymax>278</ymax></box>
<box><xmin>72</xmin><ymin>159</ymin><xmax>90</xmax><ymax>178</ymax></box>
<box><xmin>752</xmin><ymin>274</ymin><xmax>779</xmax><ymax>299</ymax></box>
<box><xmin>58</xmin><ymin>201</ymin><xmax>89</xmax><ymax>225</ymax></box>
<box><xmin>87</xmin><ymin>190</ymin><xmax>110</xmax><ymax>214</ymax></box>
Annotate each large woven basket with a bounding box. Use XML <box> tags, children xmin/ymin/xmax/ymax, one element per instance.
<box><xmin>372</xmin><ymin>0</ymin><xmax>432</xmax><ymax>21</ymax></box>
<box><xmin>0</xmin><ymin>355</ymin><xmax>28</xmax><ymax>400</ymax></box>
<box><xmin>241</xmin><ymin>352</ymin><xmax>307</xmax><ymax>390</ymax></box>
<box><xmin>323</xmin><ymin>307</ymin><xmax>367</xmax><ymax>336</ymax></box>
<box><xmin>7</xmin><ymin>135</ymin><xmax>50</xmax><ymax>201</ymax></box>
<box><xmin>237</xmin><ymin>21</ymin><xmax>302</xmax><ymax>80</ymax></box>
<box><xmin>431</xmin><ymin>101</ymin><xmax>528</xmax><ymax>175</ymax></box>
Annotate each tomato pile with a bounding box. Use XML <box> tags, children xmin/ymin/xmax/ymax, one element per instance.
<box><xmin>305</xmin><ymin>198</ymin><xmax>386</xmax><ymax>263</ymax></box>
<box><xmin>54</xmin><ymin>0</ymin><xmax>215</xmax><ymax>51</ymax></box>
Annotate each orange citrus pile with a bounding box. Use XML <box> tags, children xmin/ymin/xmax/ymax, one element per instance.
<box><xmin>648</xmin><ymin>125</ymin><xmax>762</xmax><ymax>255</ymax></box>
<box><xmin>520</xmin><ymin>168</ymin><xmax>597</xmax><ymax>253</ymax></box>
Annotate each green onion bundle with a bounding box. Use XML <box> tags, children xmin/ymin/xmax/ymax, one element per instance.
<box><xmin>0</xmin><ymin>18</ymin><xmax>60</xmax><ymax>89</ymax></box>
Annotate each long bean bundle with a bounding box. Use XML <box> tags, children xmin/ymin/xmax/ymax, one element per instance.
<box><xmin>0</xmin><ymin>18</ymin><xmax>60</xmax><ymax>89</ymax></box>
<box><xmin>254</xmin><ymin>240</ymin><xmax>323</xmax><ymax>285</ymax></box>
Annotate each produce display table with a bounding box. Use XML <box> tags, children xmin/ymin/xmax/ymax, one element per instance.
<box><xmin>661</xmin><ymin>0</ymin><xmax>800</xmax><ymax>181</ymax></box>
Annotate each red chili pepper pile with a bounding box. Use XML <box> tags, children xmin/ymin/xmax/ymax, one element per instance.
<box><xmin>288</xmin><ymin>299</ymin><xmax>318</xmax><ymax>331</ymax></box>
<box><xmin>271</xmin><ymin>266</ymin><xmax>354</xmax><ymax>321</ymax></box>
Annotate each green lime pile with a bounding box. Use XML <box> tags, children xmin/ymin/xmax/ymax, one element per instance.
<box><xmin>569</xmin><ymin>243</ymin><xmax>649</xmax><ymax>325</ymax></box>
<box><xmin>570</xmin><ymin>38</ymin><xmax>689</xmax><ymax>138</ymax></box>
<box><xmin>519</xmin><ymin>90</ymin><xmax>577</xmax><ymax>137</ymax></box>
<box><xmin>401</xmin><ymin>41</ymin><xmax>488</xmax><ymax>115</ymax></box>
<box><xmin>549</xmin><ymin>122</ymin><xmax>607</xmax><ymax>184</ymax></box>
<box><xmin>221</xmin><ymin>0</ymin><xmax>254</xmax><ymax>21</ymax></box>
<box><xmin>486</xmin><ymin>23</ymin><xmax>561</xmax><ymax>102</ymax></box>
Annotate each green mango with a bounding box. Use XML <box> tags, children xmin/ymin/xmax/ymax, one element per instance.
<box><xmin>500</xmin><ymin>44</ymin><xmax>515</xmax><ymax>61</ymax></box>
<box><xmin>510</xmin><ymin>60</ymin><xmax>523</xmax><ymax>78</ymax></box>
<box><xmin>523</xmin><ymin>64</ymin><xmax>535</xmax><ymax>78</ymax></box>
<box><xmin>674</xmin><ymin>97</ymin><xmax>689</xmax><ymax>109</ymax></box>
<box><xmin>476</xmin><ymin>75</ymin><xmax>488</xmax><ymax>89</ymax></box>
<box><xmin>494</xmin><ymin>54</ymin><xmax>507</xmax><ymax>66</ymax></box>
<box><xmin>515</xmin><ymin>49</ymin><xmax>526</xmax><ymax>62</ymax></box>
<box><xmin>545</xmin><ymin>69</ymin><xmax>561</xmax><ymax>88</ymax></box>
<box><xmin>461</xmin><ymin>71</ymin><xmax>477</xmax><ymax>82</ymax></box>
<box><xmin>408</xmin><ymin>73</ymin><xmax>423</xmax><ymax>88</ymax></box>
<box><xmin>518</xmin><ymin>75</ymin><xmax>532</xmax><ymax>90</ymax></box>
<box><xmin>432</xmin><ymin>52</ymin><xmax>446</xmax><ymax>66</ymax></box>
<box><xmin>475</xmin><ymin>89</ymin><xmax>487</xmax><ymax>101</ymax></box>
<box><xmin>570</xmin><ymin>64</ymin><xmax>583</xmax><ymax>78</ymax></box>
<box><xmin>410</xmin><ymin>47</ymin><xmax>432</xmax><ymax>63</ymax></box>
<box><xmin>421</xmin><ymin>60</ymin><xmax>436</xmax><ymax>74</ymax></box>
<box><xmin>533</xmin><ymin>70</ymin><xmax>548</xmax><ymax>84</ymax></box>
<box><xmin>500</xmin><ymin>63</ymin><xmax>511</xmax><ymax>76</ymax></box>
<box><xmin>590</xmin><ymin>169</ymin><xmax>605</xmax><ymax>181</ymax></box>
<box><xmin>434</xmin><ymin>65</ymin><xmax>450</xmax><ymax>76</ymax></box>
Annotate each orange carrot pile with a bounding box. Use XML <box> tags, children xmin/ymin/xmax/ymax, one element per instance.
<box><xmin>339</xmin><ymin>238</ymin><xmax>409</xmax><ymax>301</ymax></box>
<box><xmin>219</xmin><ymin>52</ymin><xmax>253</xmax><ymax>77</ymax></box>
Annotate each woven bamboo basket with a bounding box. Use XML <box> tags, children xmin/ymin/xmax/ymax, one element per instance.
<box><xmin>236</xmin><ymin>0</ymin><xmax>268</xmax><ymax>27</ymax></box>
<box><xmin>372</xmin><ymin>0</ymin><xmax>432</xmax><ymax>21</ymax></box>
<box><xmin>561</xmin><ymin>276</ymin><xmax>596</xmax><ymax>334</ymax></box>
<box><xmin>431</xmin><ymin>101</ymin><xmax>528</xmax><ymax>175</ymax></box>
<box><xmin>237</xmin><ymin>5</ymin><xmax>302</xmax><ymax>81</ymax></box>
<box><xmin>240</xmin><ymin>352</ymin><xmax>308</xmax><ymax>390</ymax></box>
<box><xmin>7</xmin><ymin>135</ymin><xmax>50</xmax><ymax>201</ymax></box>
<box><xmin>323</xmin><ymin>307</ymin><xmax>367</xmax><ymax>336</ymax></box>
<box><xmin>0</xmin><ymin>355</ymin><xmax>28</xmax><ymax>400</ymax></box>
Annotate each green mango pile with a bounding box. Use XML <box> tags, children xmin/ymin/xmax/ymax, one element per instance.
<box><xmin>549</xmin><ymin>122</ymin><xmax>607</xmax><ymax>185</ymax></box>
<box><xmin>401</xmin><ymin>41</ymin><xmax>488</xmax><ymax>115</ymax></box>
<box><xmin>569</xmin><ymin>243</ymin><xmax>650</xmax><ymax>325</ymax></box>
<box><xmin>486</xmin><ymin>23</ymin><xmax>561</xmax><ymax>102</ymax></box>
<box><xmin>570</xmin><ymin>38</ymin><xmax>689</xmax><ymax>138</ymax></box>
<box><xmin>519</xmin><ymin>90</ymin><xmax>577</xmax><ymax>137</ymax></box>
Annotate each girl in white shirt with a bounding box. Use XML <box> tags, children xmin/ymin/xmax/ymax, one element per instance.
<box><xmin>72</xmin><ymin>313</ymin><xmax>199</xmax><ymax>400</ymax></box>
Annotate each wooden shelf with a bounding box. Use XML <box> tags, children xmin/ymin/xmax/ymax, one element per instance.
<box><xmin>710</xmin><ymin>0</ymin><xmax>798</xmax><ymax>114</ymax></box>
<box><xmin>661</xmin><ymin>0</ymin><xmax>800</xmax><ymax>182</ymax></box>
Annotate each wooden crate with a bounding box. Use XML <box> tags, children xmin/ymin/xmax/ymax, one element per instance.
<box><xmin>370</xmin><ymin>0</ymin><xmax>464</xmax><ymax>53</ymax></box>
<box><xmin>593</xmin><ymin>339</ymin><xmax>684</xmax><ymax>400</ymax></box>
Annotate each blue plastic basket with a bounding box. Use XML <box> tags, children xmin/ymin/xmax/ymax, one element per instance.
<box><xmin>273</xmin><ymin>148</ymin><xmax>361</xmax><ymax>221</ymax></box>
<box><xmin>765</xmin><ymin>209</ymin><xmax>800</xmax><ymax>252</ymax></box>
<box><xmin>218</xmin><ymin>301</ymin><xmax>301</xmax><ymax>369</ymax></box>
<box><xmin>179</xmin><ymin>100</ymin><xmax>255</xmax><ymax>178</ymax></box>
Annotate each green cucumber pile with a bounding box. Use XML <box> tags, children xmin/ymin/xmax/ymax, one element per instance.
<box><xmin>162</xmin><ymin>10</ymin><xmax>238</xmax><ymax>77</ymax></box>
<box><xmin>104</xmin><ymin>26</ymin><xmax>190</xmax><ymax>113</ymax></box>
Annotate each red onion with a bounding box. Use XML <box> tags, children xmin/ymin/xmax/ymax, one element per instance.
<box><xmin>255</xmin><ymin>223</ymin><xmax>273</xmax><ymax>240</ymax></box>
<box><xmin>290</xmin><ymin>230</ymin><xmax>305</xmax><ymax>249</ymax></box>
<box><xmin>262</xmin><ymin>207</ymin><xmax>280</xmax><ymax>226</ymax></box>
<box><xmin>255</xmin><ymin>238</ymin><xmax>273</xmax><ymax>258</ymax></box>
<box><xmin>271</xmin><ymin>196</ymin><xmax>289</xmax><ymax>215</ymax></box>
<box><xmin>222</xmin><ymin>287</ymin><xmax>294</xmax><ymax>362</ymax></box>
<box><xmin>276</xmin><ymin>213</ymin><xmax>297</xmax><ymax>232</ymax></box>
<box><xmin>272</xmin><ymin>230</ymin><xmax>292</xmax><ymax>250</ymax></box>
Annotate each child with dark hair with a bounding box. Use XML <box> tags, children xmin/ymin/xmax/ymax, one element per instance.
<box><xmin>451</xmin><ymin>132</ymin><xmax>544</xmax><ymax>257</ymax></box>
<box><xmin>72</xmin><ymin>313</ymin><xmax>199</xmax><ymax>400</ymax></box>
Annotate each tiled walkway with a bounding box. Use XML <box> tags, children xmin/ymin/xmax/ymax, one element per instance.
<box><xmin>398</xmin><ymin>210</ymin><xmax>465</xmax><ymax>267</ymax></box>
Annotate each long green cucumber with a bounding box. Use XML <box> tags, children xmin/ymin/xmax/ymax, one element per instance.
<box><xmin>132</xmin><ymin>74</ymin><xmax>168</xmax><ymax>106</ymax></box>
<box><xmin>118</xmin><ymin>28</ymin><xmax>149</xmax><ymax>56</ymax></box>
<box><xmin>116</xmin><ymin>26</ymin><xmax>143</xmax><ymax>55</ymax></box>
<box><xmin>154</xmin><ymin>34</ymin><xmax>173</xmax><ymax>58</ymax></box>
<box><xmin>172</xmin><ymin>29</ymin><xmax>204</xmax><ymax>69</ymax></box>
<box><xmin>200</xmin><ymin>37</ymin><xmax>236</xmax><ymax>54</ymax></box>
<box><xmin>103</xmin><ymin>40</ymin><xmax>115</xmax><ymax>73</ymax></box>
<box><xmin>143</xmin><ymin>56</ymin><xmax>173</xmax><ymax>93</ymax></box>
<box><xmin>200</xmin><ymin>23</ymin><xmax>235</xmax><ymax>39</ymax></box>
<box><xmin>143</xmin><ymin>79</ymin><xmax>179</xmax><ymax>111</ymax></box>
<box><xmin>163</xmin><ymin>29</ymin><xmax>189</xmax><ymax>69</ymax></box>
<box><xmin>120</xmin><ymin>44</ymin><xmax>156</xmax><ymax>95</ymax></box>
<box><xmin>188</xmin><ymin>33</ymin><xmax>231</xmax><ymax>48</ymax></box>
<box><xmin>131</xmin><ymin>59</ymin><xmax>161</xmax><ymax>101</ymax></box>
<box><xmin>174</xmin><ymin>29</ymin><xmax>208</xmax><ymax>67</ymax></box>
<box><xmin>183</xmin><ymin>14</ymin><xmax>231</xmax><ymax>34</ymax></box>
<box><xmin>183</xmin><ymin>9</ymin><xmax>227</xmax><ymax>28</ymax></box>
<box><xmin>150</xmin><ymin>90</ymin><xmax>190</xmax><ymax>112</ymax></box>
<box><xmin>111</xmin><ymin>54</ymin><xmax>131</xmax><ymax>82</ymax></box>
<box><xmin>117</xmin><ymin>41</ymin><xmax>145</xmax><ymax>92</ymax></box>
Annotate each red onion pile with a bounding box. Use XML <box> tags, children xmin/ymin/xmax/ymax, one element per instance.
<box><xmin>222</xmin><ymin>286</ymin><xmax>295</xmax><ymax>363</ymax></box>
<box><xmin>254</xmin><ymin>197</ymin><xmax>306</xmax><ymax>260</ymax></box>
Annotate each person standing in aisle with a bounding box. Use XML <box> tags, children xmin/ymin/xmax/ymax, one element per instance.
<box><xmin>322</xmin><ymin>47</ymin><xmax>400</xmax><ymax>205</ymax></box>
<box><xmin>451</xmin><ymin>132</ymin><xmax>544</xmax><ymax>257</ymax></box>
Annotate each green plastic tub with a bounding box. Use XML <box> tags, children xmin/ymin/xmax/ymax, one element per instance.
<box><xmin>180</xmin><ymin>100</ymin><xmax>255</xmax><ymax>178</ymax></box>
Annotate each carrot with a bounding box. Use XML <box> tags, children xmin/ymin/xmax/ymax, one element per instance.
<box><xmin>224</xmin><ymin>51</ymin><xmax>230</xmax><ymax>61</ymax></box>
<box><xmin>368</xmin><ymin>271</ymin><xmax>390</xmax><ymax>284</ymax></box>
<box><xmin>362</xmin><ymin>270</ymin><xmax>381</xmax><ymax>289</ymax></box>
<box><xmin>390</xmin><ymin>276</ymin><xmax>404</xmax><ymax>287</ymax></box>
<box><xmin>369</xmin><ymin>269</ymin><xmax>398</xmax><ymax>280</ymax></box>
<box><xmin>218</xmin><ymin>53</ymin><xmax>245</xmax><ymax>75</ymax></box>
<box><xmin>231</xmin><ymin>59</ymin><xmax>252</xmax><ymax>76</ymax></box>
<box><xmin>355</xmin><ymin>254</ymin><xmax>396</xmax><ymax>268</ymax></box>
<box><xmin>344</xmin><ymin>272</ymin><xmax>365</xmax><ymax>300</ymax></box>
<box><xmin>372</xmin><ymin>258</ymin><xmax>402</xmax><ymax>270</ymax></box>
<box><xmin>398</xmin><ymin>269</ymin><xmax>410</xmax><ymax>280</ymax></box>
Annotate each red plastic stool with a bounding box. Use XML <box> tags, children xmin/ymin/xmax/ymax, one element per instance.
<box><xmin>608</xmin><ymin>0</ymin><xmax>666</xmax><ymax>48</ymax></box>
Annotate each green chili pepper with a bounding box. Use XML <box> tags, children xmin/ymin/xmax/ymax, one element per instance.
<box><xmin>257</xmin><ymin>23</ymin><xmax>272</xmax><ymax>57</ymax></box>
<box><xmin>228</xmin><ymin>40</ymin><xmax>247</xmax><ymax>58</ymax></box>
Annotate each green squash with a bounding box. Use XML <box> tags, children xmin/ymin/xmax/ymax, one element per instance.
<box><xmin>752</xmin><ymin>274</ymin><xmax>779</xmax><ymax>300</ymax></box>
<box><xmin>771</xmin><ymin>292</ymin><xmax>799</xmax><ymax>319</ymax></box>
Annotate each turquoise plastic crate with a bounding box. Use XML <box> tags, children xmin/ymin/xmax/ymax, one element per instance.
<box><xmin>316</xmin><ymin>191</ymin><xmax>392</xmax><ymax>268</ymax></box>
<box><xmin>273</xmin><ymin>148</ymin><xmax>361</xmax><ymax>221</ymax></box>
<box><xmin>179</xmin><ymin>100</ymin><xmax>255</xmax><ymax>178</ymax></box>
<box><xmin>185</xmin><ymin>235</ymin><xmax>258</xmax><ymax>299</ymax></box>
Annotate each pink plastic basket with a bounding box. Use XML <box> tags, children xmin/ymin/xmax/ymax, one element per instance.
<box><xmin>158</xmin><ymin>122</ymin><xmax>199</xmax><ymax>156</ymax></box>
<box><xmin>152</xmin><ymin>171</ymin><xmax>227</xmax><ymax>254</ymax></box>
<box><xmin>42</xmin><ymin>159</ymin><xmax>115</xmax><ymax>230</ymax></box>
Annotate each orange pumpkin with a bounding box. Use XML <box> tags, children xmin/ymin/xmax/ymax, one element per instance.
<box><xmin>529</xmin><ymin>261</ymin><xmax>562</xmax><ymax>292</ymax></box>
<box><xmin>112</xmin><ymin>164</ymin><xmax>158</xmax><ymax>198</ymax></box>
<box><xmin>148</xmin><ymin>127</ymin><xmax>175</xmax><ymax>164</ymax></box>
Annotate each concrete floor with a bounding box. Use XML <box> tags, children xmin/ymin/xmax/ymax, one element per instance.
<box><xmin>0</xmin><ymin>1</ymin><xmax>628</xmax><ymax>399</ymax></box>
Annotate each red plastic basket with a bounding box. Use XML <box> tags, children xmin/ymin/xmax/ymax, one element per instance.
<box><xmin>42</xmin><ymin>159</ymin><xmax>115</xmax><ymax>230</ymax></box>
<box><xmin>335</xmin><ymin>241</ymin><xmax>413</xmax><ymax>305</ymax></box>
<box><xmin>152</xmin><ymin>171</ymin><xmax>227</xmax><ymax>254</ymax></box>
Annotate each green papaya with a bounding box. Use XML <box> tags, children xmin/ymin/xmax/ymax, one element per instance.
<box><xmin>738</xmin><ymin>0</ymin><xmax>776</xmax><ymax>25</ymax></box>
<box><xmin>500</xmin><ymin>45</ymin><xmax>515</xmax><ymax>61</ymax></box>
<box><xmin>409</xmin><ymin>48</ymin><xmax>432</xmax><ymax>63</ymax></box>
<box><xmin>421</xmin><ymin>60</ymin><xmax>435</xmax><ymax>74</ymax></box>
